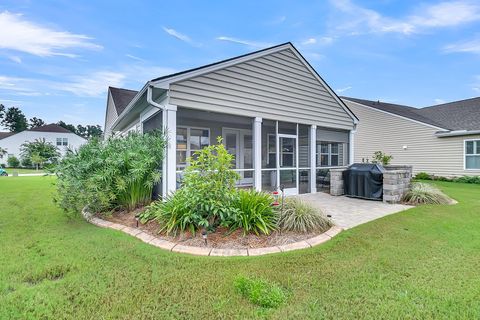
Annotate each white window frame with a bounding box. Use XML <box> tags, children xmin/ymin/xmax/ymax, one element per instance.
<box><xmin>464</xmin><ymin>139</ymin><xmax>480</xmax><ymax>170</ymax></box>
<box><xmin>317</xmin><ymin>142</ymin><xmax>343</xmax><ymax>168</ymax></box>
<box><xmin>176</xmin><ymin>126</ymin><xmax>210</xmax><ymax>170</ymax></box>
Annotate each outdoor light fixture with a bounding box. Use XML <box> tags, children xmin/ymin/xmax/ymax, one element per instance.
<box><xmin>201</xmin><ymin>228</ymin><xmax>208</xmax><ymax>246</ymax></box>
<box><xmin>135</xmin><ymin>214</ymin><xmax>140</xmax><ymax>228</ymax></box>
<box><xmin>403</xmin><ymin>145</ymin><xmax>408</xmax><ymax>150</ymax></box>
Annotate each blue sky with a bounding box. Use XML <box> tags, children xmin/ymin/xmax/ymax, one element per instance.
<box><xmin>0</xmin><ymin>0</ymin><xmax>479</xmax><ymax>128</ymax></box>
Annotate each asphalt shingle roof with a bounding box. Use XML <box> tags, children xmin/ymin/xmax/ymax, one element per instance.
<box><xmin>418</xmin><ymin>97</ymin><xmax>480</xmax><ymax>131</ymax></box>
<box><xmin>342</xmin><ymin>97</ymin><xmax>448</xmax><ymax>129</ymax></box>
<box><xmin>109</xmin><ymin>86</ymin><xmax>138</xmax><ymax>116</ymax></box>
<box><xmin>28</xmin><ymin>123</ymin><xmax>74</xmax><ymax>133</ymax></box>
<box><xmin>0</xmin><ymin>132</ymin><xmax>15</xmax><ymax>140</ymax></box>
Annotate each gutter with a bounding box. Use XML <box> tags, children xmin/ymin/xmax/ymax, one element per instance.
<box><xmin>436</xmin><ymin>130</ymin><xmax>480</xmax><ymax>138</ymax></box>
<box><xmin>146</xmin><ymin>85</ymin><xmax>167</xmax><ymax>111</ymax></box>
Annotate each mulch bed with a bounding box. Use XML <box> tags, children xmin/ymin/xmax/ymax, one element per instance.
<box><xmin>102</xmin><ymin>209</ymin><xmax>325</xmax><ymax>249</ymax></box>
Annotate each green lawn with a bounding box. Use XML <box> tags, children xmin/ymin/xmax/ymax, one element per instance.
<box><xmin>1</xmin><ymin>177</ymin><xmax>480</xmax><ymax>319</ymax></box>
<box><xmin>2</xmin><ymin>168</ymin><xmax>44</xmax><ymax>174</ymax></box>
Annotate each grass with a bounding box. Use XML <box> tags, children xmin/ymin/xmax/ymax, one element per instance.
<box><xmin>2</xmin><ymin>168</ymin><xmax>44</xmax><ymax>174</ymax></box>
<box><xmin>1</xmin><ymin>177</ymin><xmax>480</xmax><ymax>319</ymax></box>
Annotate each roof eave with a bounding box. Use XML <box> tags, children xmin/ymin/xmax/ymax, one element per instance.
<box><xmin>435</xmin><ymin>130</ymin><xmax>480</xmax><ymax>138</ymax></box>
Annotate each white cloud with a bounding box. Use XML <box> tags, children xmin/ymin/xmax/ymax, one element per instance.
<box><xmin>336</xmin><ymin>86</ymin><xmax>352</xmax><ymax>93</ymax></box>
<box><xmin>444</xmin><ymin>38</ymin><xmax>480</xmax><ymax>54</ymax></box>
<box><xmin>125</xmin><ymin>54</ymin><xmax>146</xmax><ymax>62</ymax></box>
<box><xmin>61</xmin><ymin>71</ymin><xmax>126</xmax><ymax>97</ymax></box>
<box><xmin>0</xmin><ymin>11</ymin><xmax>102</xmax><ymax>57</ymax></box>
<box><xmin>267</xmin><ymin>16</ymin><xmax>286</xmax><ymax>25</ymax></box>
<box><xmin>329</xmin><ymin>0</ymin><xmax>480</xmax><ymax>35</ymax></box>
<box><xmin>8</xmin><ymin>56</ymin><xmax>21</xmax><ymax>63</ymax></box>
<box><xmin>216</xmin><ymin>36</ymin><xmax>273</xmax><ymax>48</ymax></box>
<box><xmin>302</xmin><ymin>38</ymin><xmax>317</xmax><ymax>45</ymax></box>
<box><xmin>473</xmin><ymin>76</ymin><xmax>480</xmax><ymax>93</ymax></box>
<box><xmin>302</xmin><ymin>37</ymin><xmax>334</xmax><ymax>46</ymax></box>
<box><xmin>434</xmin><ymin>98</ymin><xmax>446</xmax><ymax>104</ymax></box>
<box><xmin>163</xmin><ymin>27</ymin><xmax>192</xmax><ymax>43</ymax></box>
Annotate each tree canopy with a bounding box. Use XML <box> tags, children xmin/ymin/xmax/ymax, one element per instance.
<box><xmin>1</xmin><ymin>107</ymin><xmax>28</xmax><ymax>132</ymax></box>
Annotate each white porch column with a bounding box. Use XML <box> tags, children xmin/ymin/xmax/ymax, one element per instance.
<box><xmin>310</xmin><ymin>125</ymin><xmax>317</xmax><ymax>193</ymax></box>
<box><xmin>164</xmin><ymin>105</ymin><xmax>177</xmax><ymax>197</ymax></box>
<box><xmin>349</xmin><ymin>129</ymin><xmax>355</xmax><ymax>165</ymax></box>
<box><xmin>253</xmin><ymin>117</ymin><xmax>262</xmax><ymax>191</ymax></box>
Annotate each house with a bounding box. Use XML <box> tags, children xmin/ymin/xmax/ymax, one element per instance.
<box><xmin>104</xmin><ymin>42</ymin><xmax>358</xmax><ymax>197</ymax></box>
<box><xmin>0</xmin><ymin>123</ymin><xmax>87</xmax><ymax>166</ymax></box>
<box><xmin>343</xmin><ymin>97</ymin><xmax>480</xmax><ymax>177</ymax></box>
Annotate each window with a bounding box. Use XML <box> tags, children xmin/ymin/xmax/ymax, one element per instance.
<box><xmin>465</xmin><ymin>140</ymin><xmax>480</xmax><ymax>169</ymax></box>
<box><xmin>176</xmin><ymin>126</ymin><xmax>210</xmax><ymax>170</ymax></box>
<box><xmin>317</xmin><ymin>142</ymin><xmax>343</xmax><ymax>167</ymax></box>
<box><xmin>56</xmin><ymin>138</ymin><xmax>68</xmax><ymax>146</ymax></box>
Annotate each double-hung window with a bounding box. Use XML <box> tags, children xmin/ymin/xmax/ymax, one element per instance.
<box><xmin>465</xmin><ymin>140</ymin><xmax>480</xmax><ymax>169</ymax></box>
<box><xmin>176</xmin><ymin>127</ymin><xmax>210</xmax><ymax>170</ymax></box>
<box><xmin>56</xmin><ymin>138</ymin><xmax>68</xmax><ymax>146</ymax></box>
<box><xmin>318</xmin><ymin>142</ymin><xmax>341</xmax><ymax>167</ymax></box>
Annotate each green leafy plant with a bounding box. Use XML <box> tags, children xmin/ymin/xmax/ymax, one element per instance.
<box><xmin>402</xmin><ymin>182</ymin><xmax>451</xmax><ymax>205</ymax></box>
<box><xmin>7</xmin><ymin>156</ymin><xmax>20</xmax><ymax>168</ymax></box>
<box><xmin>20</xmin><ymin>138</ymin><xmax>60</xmax><ymax>168</ymax></box>
<box><xmin>53</xmin><ymin>131</ymin><xmax>166</xmax><ymax>214</ymax></box>
<box><xmin>146</xmin><ymin>137</ymin><xmax>240</xmax><ymax>233</ymax></box>
<box><xmin>372</xmin><ymin>151</ymin><xmax>393</xmax><ymax>166</ymax></box>
<box><xmin>414</xmin><ymin>172</ymin><xmax>432</xmax><ymax>180</ymax></box>
<box><xmin>234</xmin><ymin>276</ymin><xmax>287</xmax><ymax>309</ymax></box>
<box><xmin>229</xmin><ymin>189</ymin><xmax>277</xmax><ymax>235</ymax></box>
<box><xmin>454</xmin><ymin>176</ymin><xmax>480</xmax><ymax>184</ymax></box>
<box><xmin>278</xmin><ymin>197</ymin><xmax>332</xmax><ymax>233</ymax></box>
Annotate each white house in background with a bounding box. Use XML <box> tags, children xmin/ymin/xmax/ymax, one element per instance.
<box><xmin>0</xmin><ymin>123</ymin><xmax>87</xmax><ymax>166</ymax></box>
<box><xmin>104</xmin><ymin>42</ymin><xmax>359</xmax><ymax>197</ymax></box>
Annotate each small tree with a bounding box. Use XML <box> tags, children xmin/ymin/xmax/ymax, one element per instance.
<box><xmin>20</xmin><ymin>138</ymin><xmax>60</xmax><ymax>168</ymax></box>
<box><xmin>1</xmin><ymin>107</ymin><xmax>28</xmax><ymax>132</ymax></box>
<box><xmin>7</xmin><ymin>156</ymin><xmax>20</xmax><ymax>168</ymax></box>
<box><xmin>372</xmin><ymin>151</ymin><xmax>393</xmax><ymax>166</ymax></box>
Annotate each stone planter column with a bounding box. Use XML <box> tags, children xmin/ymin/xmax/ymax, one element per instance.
<box><xmin>330</xmin><ymin>168</ymin><xmax>347</xmax><ymax>196</ymax></box>
<box><xmin>383</xmin><ymin>166</ymin><xmax>413</xmax><ymax>204</ymax></box>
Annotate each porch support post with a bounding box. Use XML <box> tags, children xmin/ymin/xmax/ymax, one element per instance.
<box><xmin>349</xmin><ymin>129</ymin><xmax>355</xmax><ymax>165</ymax></box>
<box><xmin>310</xmin><ymin>125</ymin><xmax>317</xmax><ymax>193</ymax></box>
<box><xmin>253</xmin><ymin>117</ymin><xmax>262</xmax><ymax>191</ymax></box>
<box><xmin>165</xmin><ymin>105</ymin><xmax>177</xmax><ymax>197</ymax></box>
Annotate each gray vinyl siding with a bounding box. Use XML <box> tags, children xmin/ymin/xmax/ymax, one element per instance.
<box><xmin>104</xmin><ymin>91</ymin><xmax>118</xmax><ymax>138</ymax></box>
<box><xmin>346</xmin><ymin>100</ymin><xmax>480</xmax><ymax>177</ymax></box>
<box><xmin>168</xmin><ymin>49</ymin><xmax>354</xmax><ymax>130</ymax></box>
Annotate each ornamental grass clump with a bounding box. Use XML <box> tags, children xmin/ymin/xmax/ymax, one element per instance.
<box><xmin>53</xmin><ymin>131</ymin><xmax>166</xmax><ymax>214</ymax></box>
<box><xmin>278</xmin><ymin>197</ymin><xmax>332</xmax><ymax>233</ymax></box>
<box><xmin>402</xmin><ymin>182</ymin><xmax>451</xmax><ymax>205</ymax></box>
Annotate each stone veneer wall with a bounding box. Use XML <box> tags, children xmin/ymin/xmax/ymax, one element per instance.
<box><xmin>382</xmin><ymin>165</ymin><xmax>413</xmax><ymax>204</ymax></box>
<box><xmin>329</xmin><ymin>165</ymin><xmax>413</xmax><ymax>204</ymax></box>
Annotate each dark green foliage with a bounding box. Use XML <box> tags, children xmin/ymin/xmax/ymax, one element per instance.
<box><xmin>414</xmin><ymin>172</ymin><xmax>432</xmax><ymax>180</ymax></box>
<box><xmin>229</xmin><ymin>189</ymin><xmax>277</xmax><ymax>235</ymax></box>
<box><xmin>57</xmin><ymin>121</ymin><xmax>103</xmax><ymax>139</ymax></box>
<box><xmin>234</xmin><ymin>276</ymin><xmax>287</xmax><ymax>308</ymax></box>
<box><xmin>53</xmin><ymin>131</ymin><xmax>166</xmax><ymax>214</ymax></box>
<box><xmin>7</xmin><ymin>156</ymin><xmax>19</xmax><ymax>168</ymax></box>
<box><xmin>279</xmin><ymin>197</ymin><xmax>332</xmax><ymax>233</ymax></box>
<box><xmin>1</xmin><ymin>106</ymin><xmax>27</xmax><ymax>132</ymax></box>
<box><xmin>28</xmin><ymin>117</ymin><xmax>45</xmax><ymax>129</ymax></box>
<box><xmin>20</xmin><ymin>157</ymin><xmax>32</xmax><ymax>168</ymax></box>
<box><xmin>454</xmin><ymin>176</ymin><xmax>480</xmax><ymax>184</ymax></box>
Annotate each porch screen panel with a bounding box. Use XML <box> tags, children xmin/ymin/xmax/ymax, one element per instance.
<box><xmin>262</xmin><ymin>120</ymin><xmax>276</xmax><ymax>168</ymax></box>
<box><xmin>142</xmin><ymin>111</ymin><xmax>162</xmax><ymax>133</ymax></box>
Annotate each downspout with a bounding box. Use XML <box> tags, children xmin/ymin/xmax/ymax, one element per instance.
<box><xmin>146</xmin><ymin>84</ymin><xmax>167</xmax><ymax>111</ymax></box>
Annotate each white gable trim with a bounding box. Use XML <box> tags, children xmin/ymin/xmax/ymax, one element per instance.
<box><xmin>344</xmin><ymin>98</ymin><xmax>448</xmax><ymax>131</ymax></box>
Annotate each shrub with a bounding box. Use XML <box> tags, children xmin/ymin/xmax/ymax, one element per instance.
<box><xmin>229</xmin><ymin>189</ymin><xmax>277</xmax><ymax>235</ymax></box>
<box><xmin>20</xmin><ymin>138</ymin><xmax>60</xmax><ymax>168</ymax></box>
<box><xmin>372</xmin><ymin>151</ymin><xmax>393</xmax><ymax>166</ymax></box>
<box><xmin>234</xmin><ymin>276</ymin><xmax>287</xmax><ymax>309</ymax></box>
<box><xmin>278</xmin><ymin>198</ymin><xmax>332</xmax><ymax>233</ymax></box>
<box><xmin>53</xmin><ymin>131</ymin><xmax>166</xmax><ymax>214</ymax></box>
<box><xmin>414</xmin><ymin>172</ymin><xmax>432</xmax><ymax>180</ymax></box>
<box><xmin>402</xmin><ymin>183</ymin><xmax>451</xmax><ymax>205</ymax></box>
<box><xmin>454</xmin><ymin>176</ymin><xmax>480</xmax><ymax>184</ymax></box>
<box><xmin>21</xmin><ymin>156</ymin><xmax>32</xmax><ymax>168</ymax></box>
<box><xmin>7</xmin><ymin>156</ymin><xmax>20</xmax><ymax>168</ymax></box>
<box><xmin>146</xmin><ymin>138</ymin><xmax>240</xmax><ymax>233</ymax></box>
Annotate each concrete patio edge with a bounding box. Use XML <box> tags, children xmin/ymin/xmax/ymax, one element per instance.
<box><xmin>81</xmin><ymin>207</ymin><xmax>343</xmax><ymax>257</ymax></box>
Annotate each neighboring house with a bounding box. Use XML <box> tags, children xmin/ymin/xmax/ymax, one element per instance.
<box><xmin>0</xmin><ymin>123</ymin><xmax>87</xmax><ymax>166</ymax></box>
<box><xmin>343</xmin><ymin>97</ymin><xmax>480</xmax><ymax>177</ymax></box>
<box><xmin>104</xmin><ymin>86</ymin><xmax>138</xmax><ymax>138</ymax></box>
<box><xmin>104</xmin><ymin>42</ymin><xmax>358</xmax><ymax>197</ymax></box>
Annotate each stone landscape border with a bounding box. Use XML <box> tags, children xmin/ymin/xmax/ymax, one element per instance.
<box><xmin>82</xmin><ymin>208</ymin><xmax>343</xmax><ymax>256</ymax></box>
